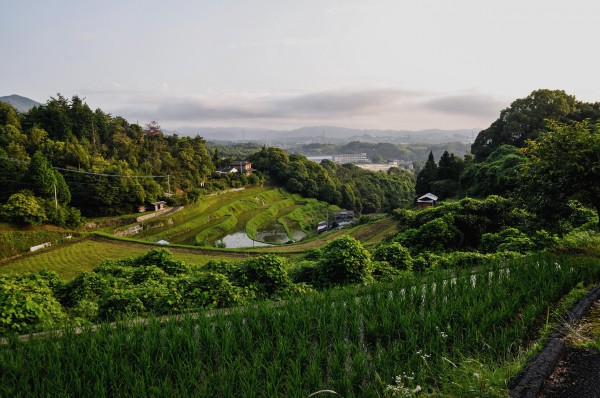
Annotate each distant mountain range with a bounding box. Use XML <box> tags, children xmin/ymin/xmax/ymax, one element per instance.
<box><xmin>2</xmin><ymin>94</ymin><xmax>477</xmax><ymax>144</ymax></box>
<box><xmin>0</xmin><ymin>94</ymin><xmax>42</xmax><ymax>112</ymax></box>
<box><xmin>173</xmin><ymin>125</ymin><xmax>479</xmax><ymax>145</ymax></box>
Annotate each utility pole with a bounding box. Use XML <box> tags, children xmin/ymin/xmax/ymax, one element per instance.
<box><xmin>54</xmin><ymin>184</ymin><xmax>58</xmax><ymax>209</ymax></box>
<box><xmin>167</xmin><ymin>175</ymin><xmax>171</xmax><ymax>196</ymax></box>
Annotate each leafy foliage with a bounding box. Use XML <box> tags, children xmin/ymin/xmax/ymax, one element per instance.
<box><xmin>371</xmin><ymin>242</ymin><xmax>413</xmax><ymax>271</ymax></box>
<box><xmin>250</xmin><ymin>148</ymin><xmax>415</xmax><ymax>213</ymax></box>
<box><xmin>317</xmin><ymin>235</ymin><xmax>373</xmax><ymax>286</ymax></box>
<box><xmin>0</xmin><ymin>192</ymin><xmax>47</xmax><ymax>225</ymax></box>
<box><xmin>471</xmin><ymin>89</ymin><xmax>580</xmax><ymax>161</ymax></box>
<box><xmin>520</xmin><ymin>120</ymin><xmax>600</xmax><ymax>230</ymax></box>
<box><xmin>0</xmin><ymin>271</ymin><xmax>66</xmax><ymax>333</ymax></box>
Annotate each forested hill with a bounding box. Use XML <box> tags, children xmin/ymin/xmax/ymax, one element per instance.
<box><xmin>0</xmin><ymin>95</ymin><xmax>215</xmax><ymax>218</ymax></box>
<box><xmin>415</xmin><ymin>89</ymin><xmax>600</xmax><ymax>231</ymax></box>
<box><xmin>0</xmin><ymin>95</ymin><xmax>415</xmax><ymax>225</ymax></box>
<box><xmin>471</xmin><ymin>89</ymin><xmax>600</xmax><ymax>161</ymax></box>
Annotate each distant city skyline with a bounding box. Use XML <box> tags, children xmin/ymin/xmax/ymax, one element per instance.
<box><xmin>2</xmin><ymin>0</ymin><xmax>599</xmax><ymax>131</ymax></box>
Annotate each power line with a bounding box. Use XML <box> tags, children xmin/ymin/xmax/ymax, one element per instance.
<box><xmin>0</xmin><ymin>156</ymin><xmax>168</xmax><ymax>179</ymax></box>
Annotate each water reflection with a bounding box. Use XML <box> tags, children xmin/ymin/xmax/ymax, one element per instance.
<box><xmin>217</xmin><ymin>232</ymin><xmax>272</xmax><ymax>248</ymax></box>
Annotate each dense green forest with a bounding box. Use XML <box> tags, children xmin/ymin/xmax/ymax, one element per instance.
<box><xmin>0</xmin><ymin>95</ymin><xmax>414</xmax><ymax>224</ymax></box>
<box><xmin>415</xmin><ymin>89</ymin><xmax>600</xmax><ymax>231</ymax></box>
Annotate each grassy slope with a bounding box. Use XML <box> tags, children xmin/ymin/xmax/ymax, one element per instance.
<box><xmin>0</xmin><ymin>237</ymin><xmax>254</xmax><ymax>280</ymax></box>
<box><xmin>0</xmin><ymin>187</ymin><xmax>396</xmax><ymax>279</ymax></box>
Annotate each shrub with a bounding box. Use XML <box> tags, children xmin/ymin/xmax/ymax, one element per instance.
<box><xmin>231</xmin><ymin>254</ymin><xmax>293</xmax><ymax>299</ymax></box>
<box><xmin>0</xmin><ymin>272</ymin><xmax>67</xmax><ymax>334</ymax></box>
<box><xmin>317</xmin><ymin>235</ymin><xmax>373</xmax><ymax>286</ymax></box>
<box><xmin>97</xmin><ymin>288</ymin><xmax>146</xmax><ymax>320</ymax></box>
<box><xmin>371</xmin><ymin>261</ymin><xmax>413</xmax><ymax>281</ymax></box>
<box><xmin>60</xmin><ymin>272</ymin><xmax>111</xmax><ymax>308</ymax></box>
<box><xmin>0</xmin><ymin>192</ymin><xmax>47</xmax><ymax>226</ymax></box>
<box><xmin>288</xmin><ymin>260</ymin><xmax>320</xmax><ymax>286</ymax></box>
<box><xmin>371</xmin><ymin>242</ymin><xmax>413</xmax><ymax>271</ymax></box>
<box><xmin>177</xmin><ymin>272</ymin><xmax>243</xmax><ymax>310</ymax></box>
<box><xmin>480</xmin><ymin>228</ymin><xmax>531</xmax><ymax>253</ymax></box>
<box><xmin>202</xmin><ymin>259</ymin><xmax>236</xmax><ymax>276</ymax></box>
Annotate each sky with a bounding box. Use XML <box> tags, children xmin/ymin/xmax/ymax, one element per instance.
<box><xmin>2</xmin><ymin>0</ymin><xmax>600</xmax><ymax>132</ymax></box>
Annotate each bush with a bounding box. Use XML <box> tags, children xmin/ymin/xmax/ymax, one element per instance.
<box><xmin>98</xmin><ymin>289</ymin><xmax>145</xmax><ymax>320</ymax></box>
<box><xmin>0</xmin><ymin>272</ymin><xmax>67</xmax><ymax>334</ymax></box>
<box><xmin>202</xmin><ymin>259</ymin><xmax>236</xmax><ymax>276</ymax></box>
<box><xmin>317</xmin><ymin>235</ymin><xmax>373</xmax><ymax>286</ymax></box>
<box><xmin>371</xmin><ymin>242</ymin><xmax>413</xmax><ymax>271</ymax></box>
<box><xmin>1</xmin><ymin>192</ymin><xmax>47</xmax><ymax>226</ymax></box>
<box><xmin>371</xmin><ymin>261</ymin><xmax>412</xmax><ymax>281</ymax></box>
<box><xmin>177</xmin><ymin>272</ymin><xmax>243</xmax><ymax>310</ymax></box>
<box><xmin>231</xmin><ymin>254</ymin><xmax>293</xmax><ymax>299</ymax></box>
<box><xmin>396</xmin><ymin>213</ymin><xmax>463</xmax><ymax>253</ymax></box>
<box><xmin>288</xmin><ymin>260</ymin><xmax>320</xmax><ymax>286</ymax></box>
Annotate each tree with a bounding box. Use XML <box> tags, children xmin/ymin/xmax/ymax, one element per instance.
<box><xmin>460</xmin><ymin>145</ymin><xmax>528</xmax><ymax>197</ymax></box>
<box><xmin>27</xmin><ymin>152</ymin><xmax>57</xmax><ymax>198</ymax></box>
<box><xmin>0</xmin><ymin>101</ymin><xmax>20</xmax><ymax>128</ymax></box>
<box><xmin>415</xmin><ymin>151</ymin><xmax>437</xmax><ymax>195</ymax></box>
<box><xmin>143</xmin><ymin>121</ymin><xmax>163</xmax><ymax>136</ymax></box>
<box><xmin>471</xmin><ymin>89</ymin><xmax>577</xmax><ymax>161</ymax></box>
<box><xmin>437</xmin><ymin>151</ymin><xmax>463</xmax><ymax>181</ymax></box>
<box><xmin>520</xmin><ymin>120</ymin><xmax>600</xmax><ymax>230</ymax></box>
<box><xmin>1</xmin><ymin>192</ymin><xmax>47</xmax><ymax>225</ymax></box>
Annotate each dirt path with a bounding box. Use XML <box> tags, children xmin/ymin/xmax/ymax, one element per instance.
<box><xmin>539</xmin><ymin>300</ymin><xmax>600</xmax><ymax>398</ymax></box>
<box><xmin>539</xmin><ymin>346</ymin><xmax>600</xmax><ymax>397</ymax></box>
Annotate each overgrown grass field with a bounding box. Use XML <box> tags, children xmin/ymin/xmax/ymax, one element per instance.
<box><xmin>2</xmin><ymin>253</ymin><xmax>598</xmax><ymax>396</ymax></box>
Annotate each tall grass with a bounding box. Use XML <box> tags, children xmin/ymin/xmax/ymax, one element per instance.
<box><xmin>2</xmin><ymin>253</ymin><xmax>599</xmax><ymax>397</ymax></box>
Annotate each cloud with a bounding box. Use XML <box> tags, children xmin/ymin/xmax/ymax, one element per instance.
<box><xmin>91</xmin><ymin>88</ymin><xmax>505</xmax><ymax>130</ymax></box>
<box><xmin>272</xmin><ymin>89</ymin><xmax>414</xmax><ymax>116</ymax></box>
<box><xmin>423</xmin><ymin>93</ymin><xmax>507</xmax><ymax>119</ymax></box>
<box><xmin>112</xmin><ymin>89</ymin><xmax>421</xmax><ymax>122</ymax></box>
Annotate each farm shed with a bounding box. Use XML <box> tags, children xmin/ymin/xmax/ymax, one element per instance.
<box><xmin>417</xmin><ymin>193</ymin><xmax>438</xmax><ymax>210</ymax></box>
<box><xmin>152</xmin><ymin>201</ymin><xmax>167</xmax><ymax>211</ymax></box>
<box><xmin>334</xmin><ymin>211</ymin><xmax>355</xmax><ymax>223</ymax></box>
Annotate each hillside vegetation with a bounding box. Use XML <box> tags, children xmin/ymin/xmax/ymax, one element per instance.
<box><xmin>1</xmin><ymin>88</ymin><xmax>600</xmax><ymax>396</ymax></box>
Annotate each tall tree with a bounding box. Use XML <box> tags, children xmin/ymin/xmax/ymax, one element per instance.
<box><xmin>415</xmin><ymin>151</ymin><xmax>437</xmax><ymax>195</ymax></box>
<box><xmin>471</xmin><ymin>89</ymin><xmax>577</xmax><ymax>161</ymax></box>
<box><xmin>520</xmin><ymin>120</ymin><xmax>600</xmax><ymax>229</ymax></box>
<box><xmin>27</xmin><ymin>152</ymin><xmax>57</xmax><ymax>198</ymax></box>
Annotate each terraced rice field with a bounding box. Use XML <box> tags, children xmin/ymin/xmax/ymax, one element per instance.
<box><xmin>123</xmin><ymin>187</ymin><xmax>336</xmax><ymax>248</ymax></box>
<box><xmin>0</xmin><ymin>237</ymin><xmax>251</xmax><ymax>280</ymax></box>
<box><xmin>0</xmin><ymin>187</ymin><xmax>396</xmax><ymax>279</ymax></box>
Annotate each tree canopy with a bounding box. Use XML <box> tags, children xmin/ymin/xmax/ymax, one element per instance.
<box><xmin>470</xmin><ymin>89</ymin><xmax>588</xmax><ymax>161</ymax></box>
<box><xmin>520</xmin><ymin>120</ymin><xmax>600</xmax><ymax>229</ymax></box>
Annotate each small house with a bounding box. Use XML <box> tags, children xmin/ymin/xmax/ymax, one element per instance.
<box><xmin>215</xmin><ymin>166</ymin><xmax>238</xmax><ymax>175</ymax></box>
<box><xmin>417</xmin><ymin>193</ymin><xmax>438</xmax><ymax>210</ymax></box>
<box><xmin>229</xmin><ymin>160</ymin><xmax>254</xmax><ymax>176</ymax></box>
<box><xmin>334</xmin><ymin>211</ymin><xmax>355</xmax><ymax>223</ymax></box>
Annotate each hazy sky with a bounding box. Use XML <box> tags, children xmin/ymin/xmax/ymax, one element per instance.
<box><xmin>2</xmin><ymin>0</ymin><xmax>599</xmax><ymax>131</ymax></box>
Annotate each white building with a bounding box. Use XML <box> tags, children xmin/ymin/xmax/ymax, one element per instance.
<box><xmin>332</xmin><ymin>153</ymin><xmax>369</xmax><ymax>164</ymax></box>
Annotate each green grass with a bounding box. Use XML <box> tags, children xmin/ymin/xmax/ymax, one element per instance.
<box><xmin>0</xmin><ymin>229</ymin><xmax>78</xmax><ymax>261</ymax></box>
<box><xmin>0</xmin><ymin>238</ymin><xmax>245</xmax><ymax>280</ymax></box>
<box><xmin>2</xmin><ymin>253</ymin><xmax>598</xmax><ymax>396</ymax></box>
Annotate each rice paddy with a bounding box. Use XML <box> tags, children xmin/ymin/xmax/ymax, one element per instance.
<box><xmin>2</xmin><ymin>253</ymin><xmax>598</xmax><ymax>396</ymax></box>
